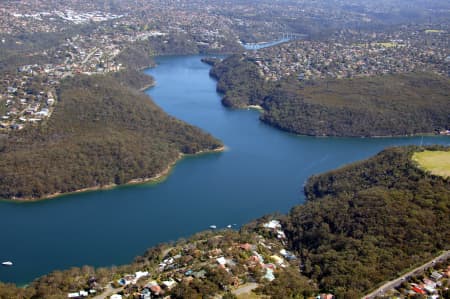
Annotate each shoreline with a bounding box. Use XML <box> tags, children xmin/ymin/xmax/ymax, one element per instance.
<box><xmin>6</xmin><ymin>146</ymin><xmax>225</xmax><ymax>203</ymax></box>
<box><xmin>242</xmin><ymin>104</ymin><xmax>446</xmax><ymax>139</ymax></box>
<box><xmin>139</xmin><ymin>81</ymin><xmax>156</xmax><ymax>92</ymax></box>
<box><xmin>232</xmin><ymin>103</ymin><xmax>445</xmax><ymax>139</ymax></box>
<box><xmin>303</xmin><ymin>132</ymin><xmax>445</xmax><ymax>139</ymax></box>
<box><xmin>211</xmin><ymin>63</ymin><xmax>449</xmax><ymax>140</ymax></box>
<box><xmin>259</xmin><ymin>117</ymin><xmax>446</xmax><ymax>139</ymax></box>
<box><xmin>2</xmin><ymin>58</ymin><xmax>226</xmax><ymax>203</ymax></box>
<box><xmin>247</xmin><ymin>104</ymin><xmax>264</xmax><ymax>111</ymax></box>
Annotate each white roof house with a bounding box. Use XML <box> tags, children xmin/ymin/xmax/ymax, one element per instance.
<box><xmin>216</xmin><ymin>256</ymin><xmax>227</xmax><ymax>265</ymax></box>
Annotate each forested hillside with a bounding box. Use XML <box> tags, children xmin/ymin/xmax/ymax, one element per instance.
<box><xmin>211</xmin><ymin>55</ymin><xmax>450</xmax><ymax>137</ymax></box>
<box><xmin>116</xmin><ymin>34</ymin><xmax>242</xmax><ymax>71</ymax></box>
<box><xmin>0</xmin><ymin>74</ymin><xmax>222</xmax><ymax>200</ymax></box>
<box><xmin>0</xmin><ymin>146</ymin><xmax>448</xmax><ymax>298</ymax></box>
<box><xmin>283</xmin><ymin>145</ymin><xmax>450</xmax><ymax>297</ymax></box>
<box><xmin>210</xmin><ymin>55</ymin><xmax>270</xmax><ymax>108</ymax></box>
<box><xmin>109</xmin><ymin>69</ymin><xmax>155</xmax><ymax>90</ymax></box>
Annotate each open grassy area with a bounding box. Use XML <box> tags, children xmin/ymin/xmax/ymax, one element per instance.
<box><xmin>412</xmin><ymin>150</ymin><xmax>450</xmax><ymax>178</ymax></box>
<box><xmin>373</xmin><ymin>42</ymin><xmax>399</xmax><ymax>48</ymax></box>
<box><xmin>0</xmin><ymin>102</ymin><xmax>6</xmax><ymax>116</ymax></box>
<box><xmin>236</xmin><ymin>292</ymin><xmax>265</xmax><ymax>299</ymax></box>
<box><xmin>356</xmin><ymin>42</ymin><xmax>402</xmax><ymax>48</ymax></box>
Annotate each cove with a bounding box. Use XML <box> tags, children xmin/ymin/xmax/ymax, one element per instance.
<box><xmin>0</xmin><ymin>55</ymin><xmax>448</xmax><ymax>285</ymax></box>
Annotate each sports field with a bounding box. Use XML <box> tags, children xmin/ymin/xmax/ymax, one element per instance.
<box><xmin>412</xmin><ymin>150</ymin><xmax>450</xmax><ymax>178</ymax></box>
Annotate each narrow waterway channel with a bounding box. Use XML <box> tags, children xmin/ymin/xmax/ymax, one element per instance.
<box><xmin>0</xmin><ymin>55</ymin><xmax>448</xmax><ymax>284</ymax></box>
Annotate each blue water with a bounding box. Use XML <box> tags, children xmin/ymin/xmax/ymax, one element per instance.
<box><xmin>0</xmin><ymin>55</ymin><xmax>448</xmax><ymax>284</ymax></box>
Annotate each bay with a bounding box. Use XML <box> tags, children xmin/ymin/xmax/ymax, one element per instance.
<box><xmin>0</xmin><ymin>55</ymin><xmax>448</xmax><ymax>284</ymax></box>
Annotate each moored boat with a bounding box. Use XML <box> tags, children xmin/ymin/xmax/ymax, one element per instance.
<box><xmin>1</xmin><ymin>261</ymin><xmax>13</xmax><ymax>266</ymax></box>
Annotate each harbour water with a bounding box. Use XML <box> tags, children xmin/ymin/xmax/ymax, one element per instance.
<box><xmin>0</xmin><ymin>55</ymin><xmax>448</xmax><ymax>284</ymax></box>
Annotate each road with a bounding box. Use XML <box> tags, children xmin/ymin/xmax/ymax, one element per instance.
<box><xmin>92</xmin><ymin>283</ymin><xmax>123</xmax><ymax>299</ymax></box>
<box><xmin>363</xmin><ymin>250</ymin><xmax>450</xmax><ymax>299</ymax></box>
<box><xmin>232</xmin><ymin>283</ymin><xmax>259</xmax><ymax>296</ymax></box>
<box><xmin>81</xmin><ymin>47</ymin><xmax>98</xmax><ymax>65</ymax></box>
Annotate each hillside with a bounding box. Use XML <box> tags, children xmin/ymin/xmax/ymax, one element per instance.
<box><xmin>109</xmin><ymin>69</ymin><xmax>155</xmax><ymax>91</ymax></box>
<box><xmin>283</xmin><ymin>145</ymin><xmax>450</xmax><ymax>297</ymax></box>
<box><xmin>211</xmin><ymin>55</ymin><xmax>450</xmax><ymax>137</ymax></box>
<box><xmin>210</xmin><ymin>55</ymin><xmax>270</xmax><ymax>108</ymax></box>
<box><xmin>0</xmin><ymin>146</ymin><xmax>448</xmax><ymax>298</ymax></box>
<box><xmin>0</xmin><ymin>226</ymin><xmax>317</xmax><ymax>299</ymax></box>
<box><xmin>0</xmin><ymin>73</ymin><xmax>222</xmax><ymax>200</ymax></box>
<box><xmin>116</xmin><ymin>35</ymin><xmax>243</xmax><ymax>71</ymax></box>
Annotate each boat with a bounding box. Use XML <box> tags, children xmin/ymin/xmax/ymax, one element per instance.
<box><xmin>1</xmin><ymin>261</ymin><xmax>13</xmax><ymax>266</ymax></box>
<box><xmin>209</xmin><ymin>225</ymin><xmax>217</xmax><ymax>229</ymax></box>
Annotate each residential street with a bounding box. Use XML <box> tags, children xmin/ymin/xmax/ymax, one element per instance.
<box><xmin>93</xmin><ymin>284</ymin><xmax>123</xmax><ymax>299</ymax></box>
<box><xmin>363</xmin><ymin>250</ymin><xmax>450</xmax><ymax>299</ymax></box>
<box><xmin>232</xmin><ymin>283</ymin><xmax>259</xmax><ymax>296</ymax></box>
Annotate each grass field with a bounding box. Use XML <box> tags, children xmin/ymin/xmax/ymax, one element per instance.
<box><xmin>0</xmin><ymin>100</ymin><xmax>6</xmax><ymax>116</ymax></box>
<box><xmin>425</xmin><ymin>29</ymin><xmax>444</xmax><ymax>33</ymax></box>
<box><xmin>412</xmin><ymin>150</ymin><xmax>450</xmax><ymax>178</ymax></box>
<box><xmin>373</xmin><ymin>42</ymin><xmax>399</xmax><ymax>48</ymax></box>
<box><xmin>357</xmin><ymin>42</ymin><xmax>401</xmax><ymax>48</ymax></box>
<box><xmin>237</xmin><ymin>293</ymin><xmax>265</xmax><ymax>299</ymax></box>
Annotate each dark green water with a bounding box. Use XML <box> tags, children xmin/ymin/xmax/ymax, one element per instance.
<box><xmin>0</xmin><ymin>55</ymin><xmax>448</xmax><ymax>284</ymax></box>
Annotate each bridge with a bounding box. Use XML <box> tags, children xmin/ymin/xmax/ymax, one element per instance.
<box><xmin>243</xmin><ymin>32</ymin><xmax>307</xmax><ymax>50</ymax></box>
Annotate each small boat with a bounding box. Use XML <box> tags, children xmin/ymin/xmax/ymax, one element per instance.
<box><xmin>1</xmin><ymin>261</ymin><xmax>13</xmax><ymax>267</ymax></box>
<box><xmin>226</xmin><ymin>225</ymin><xmax>232</xmax><ymax>228</ymax></box>
<box><xmin>209</xmin><ymin>225</ymin><xmax>217</xmax><ymax>229</ymax></box>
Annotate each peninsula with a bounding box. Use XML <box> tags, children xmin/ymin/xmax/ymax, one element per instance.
<box><xmin>0</xmin><ymin>0</ymin><xmax>449</xmax><ymax>297</ymax></box>
<box><xmin>210</xmin><ymin>26</ymin><xmax>450</xmax><ymax>137</ymax></box>
<box><xmin>0</xmin><ymin>71</ymin><xmax>223</xmax><ymax>200</ymax></box>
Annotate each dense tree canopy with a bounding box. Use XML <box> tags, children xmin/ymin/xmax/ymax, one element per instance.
<box><xmin>0</xmin><ymin>146</ymin><xmax>448</xmax><ymax>298</ymax></box>
<box><xmin>283</xmin><ymin>146</ymin><xmax>450</xmax><ymax>297</ymax></box>
<box><xmin>255</xmin><ymin>267</ymin><xmax>317</xmax><ymax>299</ymax></box>
<box><xmin>0</xmin><ymin>73</ymin><xmax>222</xmax><ymax>200</ymax></box>
<box><xmin>211</xmin><ymin>55</ymin><xmax>450</xmax><ymax>137</ymax></box>
<box><xmin>109</xmin><ymin>69</ymin><xmax>155</xmax><ymax>90</ymax></box>
<box><xmin>210</xmin><ymin>54</ymin><xmax>270</xmax><ymax>108</ymax></box>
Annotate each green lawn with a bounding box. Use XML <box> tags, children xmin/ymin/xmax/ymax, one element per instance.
<box><xmin>356</xmin><ymin>42</ymin><xmax>402</xmax><ymax>48</ymax></box>
<box><xmin>373</xmin><ymin>42</ymin><xmax>399</xmax><ymax>48</ymax></box>
<box><xmin>412</xmin><ymin>150</ymin><xmax>450</xmax><ymax>178</ymax></box>
<box><xmin>0</xmin><ymin>101</ymin><xmax>6</xmax><ymax>116</ymax></box>
<box><xmin>237</xmin><ymin>292</ymin><xmax>265</xmax><ymax>299</ymax></box>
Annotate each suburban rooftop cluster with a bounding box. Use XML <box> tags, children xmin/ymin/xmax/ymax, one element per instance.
<box><xmin>0</xmin><ymin>71</ymin><xmax>55</xmax><ymax>131</ymax></box>
<box><xmin>0</xmin><ymin>9</ymin><xmax>122</xmax><ymax>35</ymax></box>
<box><xmin>1</xmin><ymin>0</ymin><xmax>449</xmax><ymax>131</ymax></box>
<box><xmin>0</xmin><ymin>24</ymin><xmax>129</xmax><ymax>131</ymax></box>
<box><xmin>0</xmin><ymin>0</ymin><xmax>252</xmax><ymax>131</ymax></box>
<box><xmin>383</xmin><ymin>262</ymin><xmax>450</xmax><ymax>298</ymax></box>
<box><xmin>246</xmin><ymin>25</ymin><xmax>449</xmax><ymax>81</ymax></box>
<box><xmin>63</xmin><ymin>220</ymin><xmax>317</xmax><ymax>299</ymax></box>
